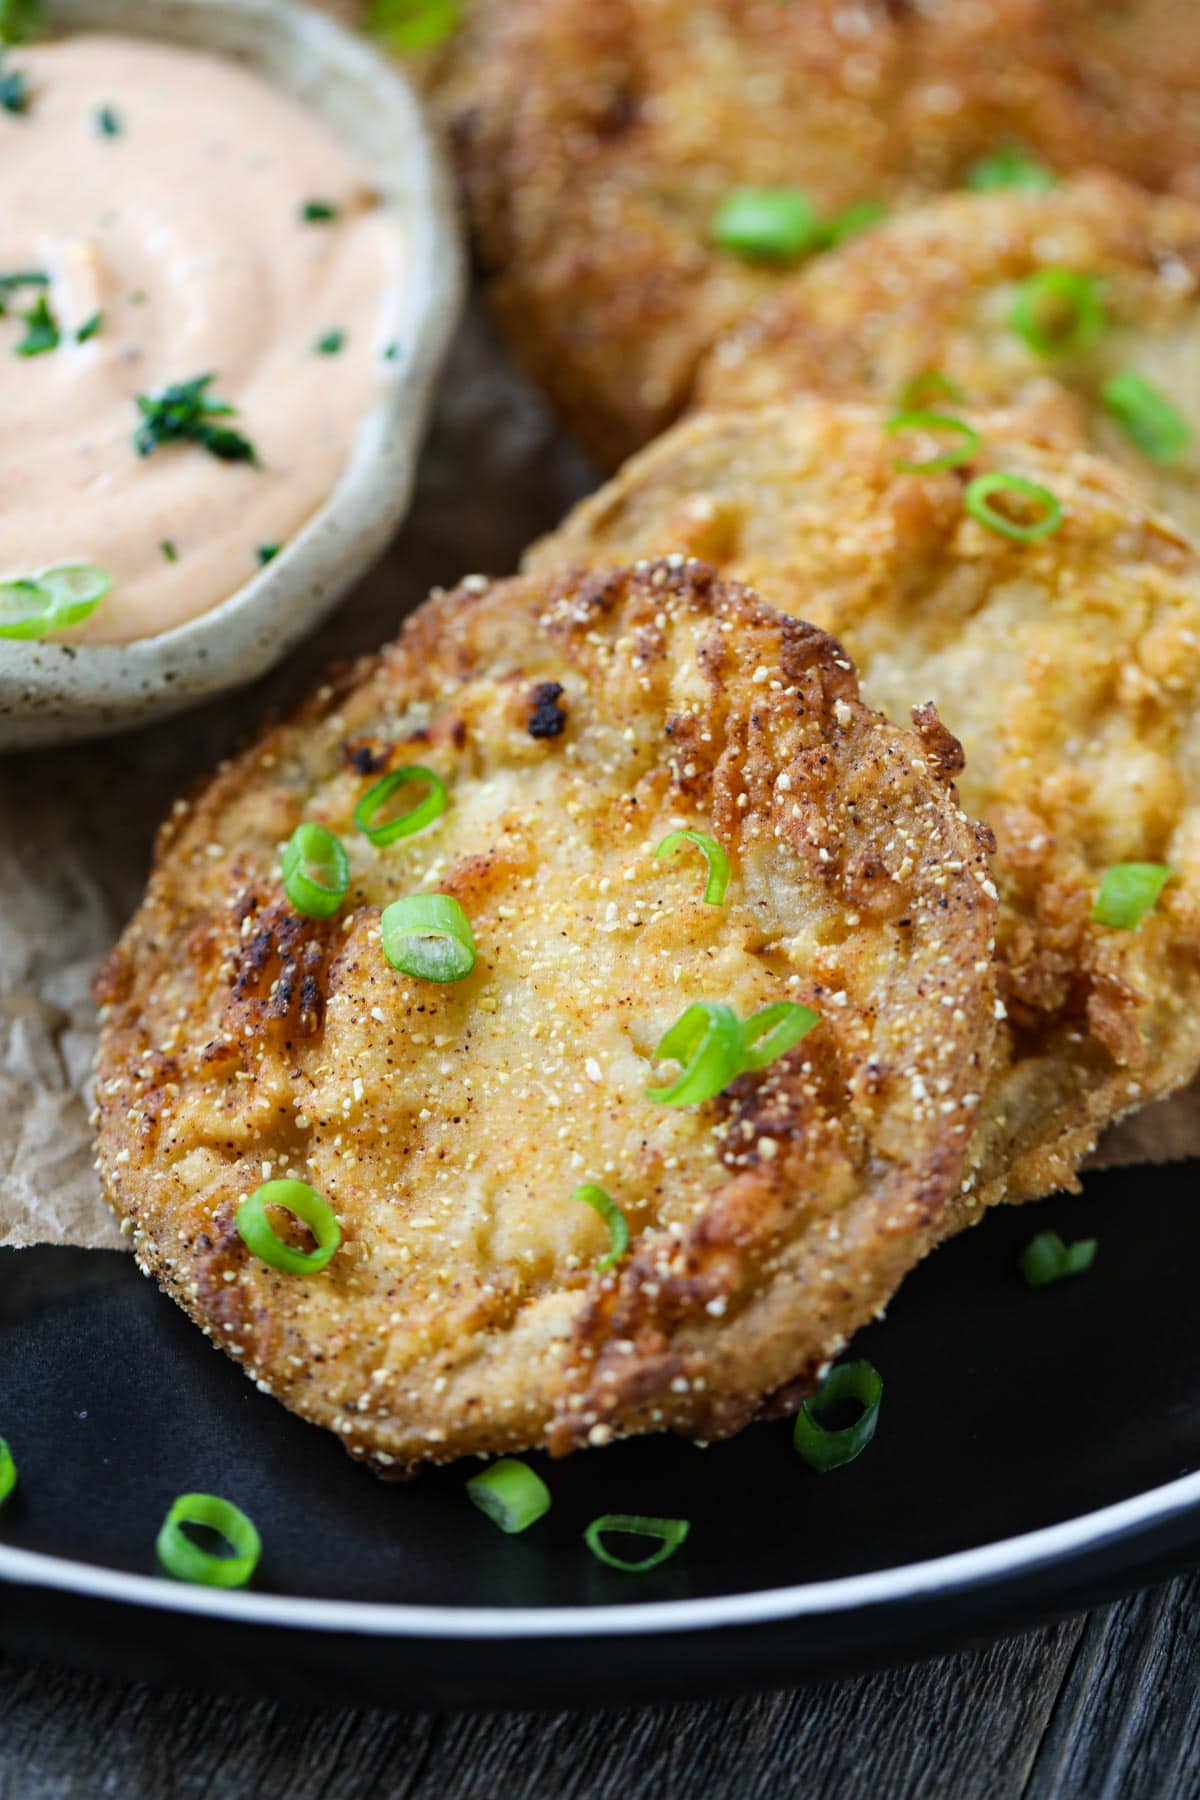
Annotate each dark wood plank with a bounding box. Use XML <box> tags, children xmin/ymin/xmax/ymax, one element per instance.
<box><xmin>1025</xmin><ymin>1568</ymin><xmax>1200</xmax><ymax>1799</ymax></box>
<box><xmin>0</xmin><ymin>1604</ymin><xmax>1086</xmax><ymax>1800</ymax></box>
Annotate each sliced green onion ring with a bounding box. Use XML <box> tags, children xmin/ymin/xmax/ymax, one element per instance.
<box><xmin>655</xmin><ymin>829</ymin><xmax>730</xmax><ymax>905</ymax></box>
<box><xmin>584</xmin><ymin>1514</ymin><xmax>690</xmax><ymax>1573</ymax></box>
<box><xmin>364</xmin><ymin>0</ymin><xmax>460</xmax><ymax>51</ymax></box>
<box><xmin>886</xmin><ymin>409</ymin><xmax>982</xmax><ymax>473</ymax></box>
<box><xmin>711</xmin><ymin>186</ymin><xmax>822</xmax><ymax>263</ymax></box>
<box><xmin>793</xmin><ymin>1359</ymin><xmax>883</xmax><ymax>1471</ymax></box>
<box><xmin>381</xmin><ymin>892</ymin><xmax>476</xmax><ymax>982</ymax></box>
<box><xmin>645</xmin><ymin>1001</ymin><xmax>744</xmax><ymax>1106</ymax></box>
<box><xmin>466</xmin><ymin>1458</ymin><xmax>551</xmax><ymax>1534</ymax></box>
<box><xmin>35</xmin><ymin>562</ymin><xmax>112</xmax><ymax>625</ymax></box>
<box><xmin>821</xmin><ymin>199</ymin><xmax>886</xmax><ymax>247</ymax></box>
<box><xmin>1010</xmin><ymin>267</ymin><xmax>1105</xmax><ymax>358</ymax></box>
<box><xmin>1092</xmin><ymin>862</ymin><xmax>1172</xmax><ymax>929</ymax></box>
<box><xmin>894</xmin><ymin>371</ymin><xmax>966</xmax><ymax>410</ymax></box>
<box><xmin>1101</xmin><ymin>370</ymin><xmax>1191</xmax><ymax>465</ymax></box>
<box><xmin>1020</xmin><ymin>1229</ymin><xmax>1097</xmax><ymax>1288</ymax></box>
<box><xmin>0</xmin><ymin>579</ymin><xmax>54</xmax><ymax>640</ymax></box>
<box><xmin>0</xmin><ymin>562</ymin><xmax>111</xmax><ymax>638</ymax></box>
<box><xmin>741</xmin><ymin>1001</ymin><xmax>820</xmax><ymax>1072</ymax></box>
<box><xmin>156</xmin><ymin>1492</ymin><xmax>262</xmax><ymax>1588</ymax></box>
<box><xmin>573</xmin><ymin>1183</ymin><xmax>630</xmax><ymax>1273</ymax></box>
<box><xmin>966</xmin><ymin>146</ymin><xmax>1057</xmax><ymax>193</ymax></box>
<box><xmin>281</xmin><ymin>820</ymin><xmax>349</xmax><ymax>920</ymax></box>
<box><xmin>355</xmin><ymin>764</ymin><xmax>447</xmax><ymax>847</ymax></box>
<box><xmin>236</xmin><ymin>1178</ymin><xmax>341</xmax><ymax>1275</ymax></box>
<box><xmin>0</xmin><ymin>1435</ymin><xmax>15</xmax><ymax>1505</ymax></box>
<box><xmin>964</xmin><ymin>472</ymin><xmax>1063</xmax><ymax>542</ymax></box>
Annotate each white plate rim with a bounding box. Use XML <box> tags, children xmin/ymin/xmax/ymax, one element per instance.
<box><xmin>3</xmin><ymin>1463</ymin><xmax>1199</xmax><ymax>1640</ymax></box>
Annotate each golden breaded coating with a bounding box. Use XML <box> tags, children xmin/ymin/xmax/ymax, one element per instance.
<box><xmin>529</xmin><ymin>406</ymin><xmax>1200</xmax><ymax>1205</ymax></box>
<box><xmin>427</xmin><ymin>0</ymin><xmax>1200</xmax><ymax>465</ymax></box>
<box><xmin>701</xmin><ymin>176</ymin><xmax>1200</xmax><ymax>542</ymax></box>
<box><xmin>94</xmin><ymin>561</ymin><xmax>998</xmax><ymax>1469</ymax></box>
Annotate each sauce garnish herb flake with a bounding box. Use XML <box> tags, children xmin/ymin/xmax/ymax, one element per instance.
<box><xmin>14</xmin><ymin>291</ymin><xmax>58</xmax><ymax>355</ymax></box>
<box><xmin>0</xmin><ymin>49</ymin><xmax>30</xmax><ymax>113</ymax></box>
<box><xmin>133</xmin><ymin>373</ymin><xmax>260</xmax><ymax>466</ymax></box>
<box><xmin>0</xmin><ymin>268</ymin><xmax>47</xmax><ymax>313</ymax></box>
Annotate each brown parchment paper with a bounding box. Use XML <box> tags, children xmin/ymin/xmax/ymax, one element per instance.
<box><xmin>1</xmin><ymin>307</ymin><xmax>1195</xmax><ymax>1249</ymax></box>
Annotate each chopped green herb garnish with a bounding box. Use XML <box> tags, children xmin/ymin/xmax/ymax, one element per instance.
<box><xmin>134</xmin><ymin>373</ymin><xmax>259</xmax><ymax>465</ymax></box>
<box><xmin>0</xmin><ymin>563</ymin><xmax>110</xmax><ymax>637</ymax></box>
<box><xmin>966</xmin><ymin>147</ymin><xmax>1057</xmax><ymax>193</ymax></box>
<box><xmin>160</xmin><ymin>539</ymin><xmax>178</xmax><ymax>563</ymax></box>
<box><xmin>0</xmin><ymin>268</ymin><xmax>47</xmax><ymax>315</ymax></box>
<box><xmin>820</xmin><ymin>199</ymin><xmax>887</xmax><ymax>247</ymax></box>
<box><xmin>0</xmin><ymin>0</ymin><xmax>41</xmax><ymax>45</ymax></box>
<box><xmin>157</xmin><ymin>1493</ymin><xmax>261</xmax><ymax>1589</ymax></box>
<box><xmin>365</xmin><ymin>0</ymin><xmax>460</xmax><ymax>52</ymax></box>
<box><xmin>355</xmin><ymin>765</ymin><xmax>447</xmax><ymax>845</ymax></box>
<box><xmin>645</xmin><ymin>998</ymin><xmax>820</xmax><ymax>1106</ymax></box>
<box><xmin>75</xmin><ymin>310</ymin><xmax>102</xmax><ymax>344</ymax></box>
<box><xmin>0</xmin><ymin>0</ymin><xmax>40</xmax><ymax>44</ymax></box>
<box><xmin>1101</xmin><ymin>370</ymin><xmax>1191</xmax><ymax>465</ymax></box>
<box><xmin>315</xmin><ymin>329</ymin><xmax>345</xmax><ymax>355</ymax></box>
<box><xmin>572</xmin><ymin>1184</ymin><xmax>629</xmax><ymax>1274</ymax></box>
<box><xmin>1020</xmin><ymin>1230</ymin><xmax>1096</xmax><ymax>1288</ymax></box>
<box><xmin>794</xmin><ymin>1361</ymin><xmax>883</xmax><ymax>1471</ymax></box>
<box><xmin>15</xmin><ymin>292</ymin><xmax>58</xmax><ymax>355</ymax></box>
<box><xmin>129</xmin><ymin>290</ymin><xmax>147</xmax><ymax>305</ymax></box>
<box><xmin>281</xmin><ymin>823</ymin><xmax>349</xmax><ymax>920</ymax></box>
<box><xmin>584</xmin><ymin>1515</ymin><xmax>689</xmax><ymax>1573</ymax></box>
<box><xmin>383</xmin><ymin>340</ymin><xmax>401</xmax><ymax>361</ymax></box>
<box><xmin>894</xmin><ymin>370</ymin><xmax>966</xmax><ymax>410</ymax></box>
<box><xmin>381</xmin><ymin>893</ymin><xmax>476</xmax><ymax>982</ymax></box>
<box><xmin>655</xmin><ymin>829</ymin><xmax>730</xmax><ymax>905</ymax></box>
<box><xmin>236</xmin><ymin>1179</ymin><xmax>341</xmax><ymax>1275</ymax></box>
<box><xmin>1093</xmin><ymin>862</ymin><xmax>1172</xmax><ymax>929</ymax></box>
<box><xmin>95</xmin><ymin>104</ymin><xmax>121</xmax><ymax>137</ymax></box>
<box><xmin>257</xmin><ymin>543</ymin><xmax>280</xmax><ymax>565</ymax></box>
<box><xmin>711</xmin><ymin>186</ymin><xmax>823</xmax><ymax>263</ymax></box>
<box><xmin>711</xmin><ymin>185</ymin><xmax>885</xmax><ymax>264</ymax></box>
<box><xmin>0</xmin><ymin>1435</ymin><xmax>15</xmax><ymax>1505</ymax></box>
<box><xmin>301</xmin><ymin>198</ymin><xmax>338</xmax><ymax>223</ymax></box>
<box><xmin>964</xmin><ymin>471</ymin><xmax>1063</xmax><ymax>542</ymax></box>
<box><xmin>0</xmin><ymin>49</ymin><xmax>29</xmax><ymax>112</ymax></box>
<box><xmin>1010</xmin><ymin>268</ymin><xmax>1106</xmax><ymax>358</ymax></box>
<box><xmin>886</xmin><ymin>409</ymin><xmax>982</xmax><ymax>473</ymax></box>
<box><xmin>466</xmin><ymin>1460</ymin><xmax>551</xmax><ymax>1535</ymax></box>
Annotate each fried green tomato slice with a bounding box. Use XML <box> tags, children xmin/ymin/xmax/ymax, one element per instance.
<box><xmin>701</xmin><ymin>175</ymin><xmax>1200</xmax><ymax>542</ymax></box>
<box><xmin>419</xmin><ymin>0</ymin><xmax>1200</xmax><ymax>465</ymax></box>
<box><xmin>529</xmin><ymin>406</ymin><xmax>1200</xmax><ymax>1209</ymax></box>
<box><xmin>94</xmin><ymin>561</ymin><xmax>998</xmax><ymax>1469</ymax></box>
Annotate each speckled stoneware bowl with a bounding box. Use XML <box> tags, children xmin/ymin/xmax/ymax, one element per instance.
<box><xmin>0</xmin><ymin>0</ymin><xmax>462</xmax><ymax>749</ymax></box>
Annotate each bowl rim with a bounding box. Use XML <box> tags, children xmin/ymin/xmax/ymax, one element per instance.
<box><xmin>0</xmin><ymin>0</ymin><xmax>462</xmax><ymax>732</ymax></box>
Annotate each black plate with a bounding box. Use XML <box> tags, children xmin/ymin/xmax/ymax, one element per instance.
<box><xmin>4</xmin><ymin>1161</ymin><xmax>1199</xmax><ymax>1708</ymax></box>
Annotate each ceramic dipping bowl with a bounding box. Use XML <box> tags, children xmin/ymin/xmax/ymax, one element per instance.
<box><xmin>0</xmin><ymin>0</ymin><xmax>462</xmax><ymax>748</ymax></box>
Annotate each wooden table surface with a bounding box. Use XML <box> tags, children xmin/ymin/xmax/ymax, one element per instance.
<box><xmin>7</xmin><ymin>1569</ymin><xmax>1200</xmax><ymax>1798</ymax></box>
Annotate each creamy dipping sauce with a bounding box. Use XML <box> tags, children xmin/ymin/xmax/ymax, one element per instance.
<box><xmin>0</xmin><ymin>33</ymin><xmax>399</xmax><ymax>643</ymax></box>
